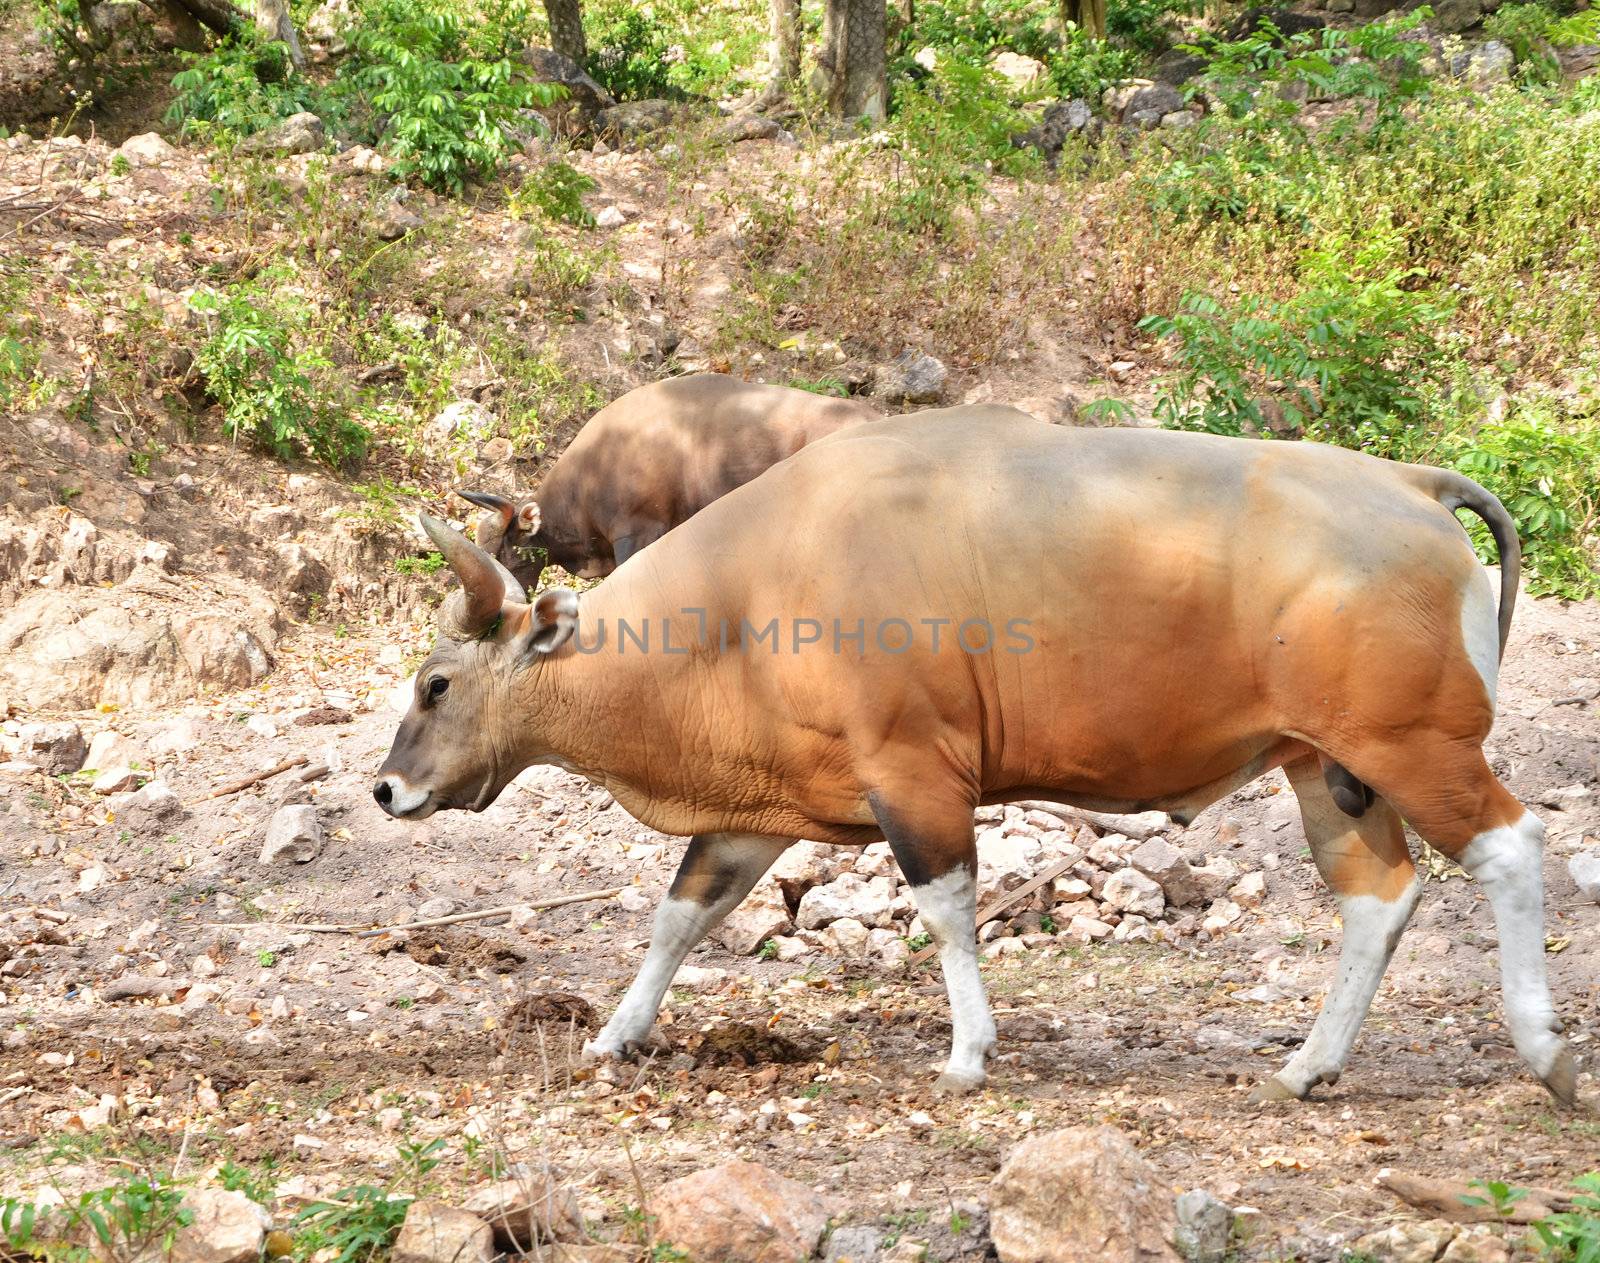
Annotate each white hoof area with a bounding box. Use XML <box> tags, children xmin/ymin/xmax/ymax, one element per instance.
<box><xmin>1542</xmin><ymin>1044</ymin><xmax>1578</xmax><ymax>1108</ymax></box>
<box><xmin>1247</xmin><ymin>1074</ymin><xmax>1305</xmax><ymax>1104</ymax></box>
<box><xmin>579</xmin><ymin>1039</ymin><xmax>622</xmax><ymax>1064</ymax></box>
<box><xmin>933</xmin><ymin>1069</ymin><xmax>986</xmax><ymax>1096</ymax></box>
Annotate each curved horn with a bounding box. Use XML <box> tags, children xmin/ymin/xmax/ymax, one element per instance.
<box><xmin>419</xmin><ymin>512</ymin><xmax>525</xmax><ymax>640</ymax></box>
<box><xmin>457</xmin><ymin>490</ymin><xmax>517</xmax><ymax>531</ymax></box>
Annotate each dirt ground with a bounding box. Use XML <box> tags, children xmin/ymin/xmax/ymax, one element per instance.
<box><xmin>2</xmin><ymin>577</ymin><xmax>1597</xmax><ymax>1261</ymax></box>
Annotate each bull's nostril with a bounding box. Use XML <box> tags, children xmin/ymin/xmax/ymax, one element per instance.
<box><xmin>374</xmin><ymin>781</ymin><xmax>393</xmax><ymax>807</ymax></box>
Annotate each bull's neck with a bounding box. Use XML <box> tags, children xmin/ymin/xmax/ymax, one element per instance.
<box><xmin>516</xmin><ymin>582</ymin><xmax>700</xmax><ymax>825</ymax></box>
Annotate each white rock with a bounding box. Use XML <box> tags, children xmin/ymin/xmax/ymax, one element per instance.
<box><xmin>169</xmin><ymin>1187</ymin><xmax>269</xmax><ymax>1263</ymax></box>
<box><xmin>85</xmin><ymin>729</ymin><xmax>141</xmax><ymax>773</ymax></box>
<box><xmin>260</xmin><ymin>804</ymin><xmax>323</xmax><ymax>864</ymax></box>
<box><xmin>149</xmin><ymin>718</ymin><xmax>201</xmax><ymax>756</ymax></box>
<box><xmin>673</xmin><ymin>964</ymin><xmax>728</xmax><ymax>992</ymax></box>
<box><xmin>715</xmin><ymin>877</ymin><xmax>792</xmax><ymax>955</ymax></box>
<box><xmin>796</xmin><ymin>872</ymin><xmax>896</xmax><ymax>929</ymax></box>
<box><xmin>1129</xmin><ymin>836</ymin><xmax>1202</xmax><ymax>906</ymax></box>
<box><xmin>596</xmin><ymin>204</ymin><xmax>628</xmax><ymax>228</ymax></box>
<box><xmin>16</xmin><ymin>721</ymin><xmax>85</xmax><ymax>774</ymax></box>
<box><xmin>245</xmin><ymin>714</ymin><xmax>278</xmax><ymax>739</ymax></box>
<box><xmin>1202</xmin><ymin>899</ymin><xmax>1244</xmax><ymax>932</ymax></box>
<box><xmin>991</xmin><ymin>51</ymin><xmax>1048</xmax><ymax>92</ymax></box>
<box><xmin>1067</xmin><ymin>914</ymin><xmax>1114</xmax><ymax>941</ymax></box>
<box><xmin>1567</xmin><ymin>850</ymin><xmax>1600</xmax><ymax>903</ymax></box>
<box><xmin>853</xmin><ymin>842</ymin><xmax>898</xmax><ymax>878</ymax></box>
<box><xmin>1101</xmin><ymin>868</ymin><xmax>1165</xmax><ymax>919</ymax></box>
<box><xmin>1192</xmin><ymin>855</ymin><xmax>1243</xmax><ymax>901</ymax></box>
<box><xmin>978</xmin><ymin>829</ymin><xmax>1041</xmax><ymax>900</ymax></box>
<box><xmin>1229</xmin><ymin>872</ymin><xmax>1266</xmax><ymax>908</ymax></box>
<box><xmin>983</xmin><ymin>935</ymin><xmax>1028</xmax><ymax>959</ymax></box>
<box><xmin>820</xmin><ymin>916</ymin><xmax>870</xmax><ymax>956</ymax></box>
<box><xmin>91</xmin><ymin>766</ymin><xmax>143</xmax><ymax>794</ymax></box>
<box><xmin>117</xmin><ymin>132</ymin><xmax>177</xmax><ymax>167</ymax></box>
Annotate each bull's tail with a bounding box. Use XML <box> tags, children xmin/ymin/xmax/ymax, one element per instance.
<box><xmin>1418</xmin><ymin>467</ymin><xmax>1521</xmax><ymax>661</ymax></box>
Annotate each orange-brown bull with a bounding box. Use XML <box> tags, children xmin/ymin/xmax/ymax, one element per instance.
<box><xmin>458</xmin><ymin>373</ymin><xmax>879</xmax><ymax>593</ymax></box>
<box><xmin>375</xmin><ymin>407</ymin><xmax>1575</xmax><ymax>1103</ymax></box>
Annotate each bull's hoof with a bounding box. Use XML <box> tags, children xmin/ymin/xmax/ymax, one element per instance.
<box><xmin>1541</xmin><ymin>1045</ymin><xmax>1578</xmax><ymax>1108</ymax></box>
<box><xmin>581</xmin><ymin>1033</ymin><xmax>664</xmax><ymax>1064</ymax></box>
<box><xmin>1247</xmin><ymin>1074</ymin><xmax>1305</xmax><ymax>1104</ymax></box>
<box><xmin>934</xmin><ymin>1069</ymin><xmax>987</xmax><ymax>1096</ymax></box>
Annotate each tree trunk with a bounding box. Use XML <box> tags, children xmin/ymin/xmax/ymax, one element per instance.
<box><xmin>822</xmin><ymin>0</ymin><xmax>885</xmax><ymax>122</ymax></box>
<box><xmin>167</xmin><ymin>0</ymin><xmax>305</xmax><ymax>60</ymax></box>
<box><xmin>767</xmin><ymin>0</ymin><xmax>800</xmax><ymax>93</ymax></box>
<box><xmin>253</xmin><ymin>0</ymin><xmax>303</xmax><ymax>65</ymax></box>
<box><xmin>1059</xmin><ymin>0</ymin><xmax>1106</xmax><ymax>40</ymax></box>
<box><xmin>544</xmin><ymin>0</ymin><xmax>587</xmax><ymax>65</ymax></box>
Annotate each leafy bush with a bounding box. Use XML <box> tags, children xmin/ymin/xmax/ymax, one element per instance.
<box><xmin>1485</xmin><ymin>2</ymin><xmax>1600</xmax><ymax>83</ymax></box>
<box><xmin>584</xmin><ymin>0</ymin><xmax>765</xmax><ymax>100</ymax></box>
<box><xmin>167</xmin><ymin>30</ymin><xmax>326</xmax><ymax>139</ymax></box>
<box><xmin>1532</xmin><ymin>1172</ymin><xmax>1600</xmax><ymax>1262</ymax></box>
<box><xmin>1048</xmin><ymin>29</ymin><xmax>1140</xmax><ymax>101</ymax></box>
<box><xmin>190</xmin><ymin>277</ymin><xmax>367</xmax><ymax>465</ymax></box>
<box><xmin>890</xmin><ymin>0</ymin><xmax>1141</xmax><ymax>103</ymax></box>
<box><xmin>886</xmin><ymin>59</ymin><xmax>1039</xmax><ymax>231</ymax></box>
<box><xmin>292</xmin><ymin>1185</ymin><xmax>410</xmax><ymax>1263</ymax></box>
<box><xmin>341</xmin><ymin>0</ymin><xmax>561</xmax><ymax>192</ymax></box>
<box><xmin>511</xmin><ymin>160</ymin><xmax>597</xmax><ymax>225</ymax></box>
<box><xmin>1448</xmin><ymin>398</ymin><xmax>1600</xmax><ymax>598</ymax></box>
<box><xmin>1142</xmin><ymin>234</ymin><xmax>1452</xmax><ymax>451</ymax></box>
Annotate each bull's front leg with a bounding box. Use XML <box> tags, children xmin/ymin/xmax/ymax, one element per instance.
<box><xmin>585</xmin><ymin>832</ymin><xmax>794</xmax><ymax>1060</ymax></box>
<box><xmin>870</xmin><ymin>791</ymin><xmax>995</xmax><ymax>1094</ymax></box>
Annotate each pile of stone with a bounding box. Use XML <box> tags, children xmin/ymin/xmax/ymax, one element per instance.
<box><xmin>715</xmin><ymin>804</ymin><xmax>1267</xmax><ymax>968</ymax></box>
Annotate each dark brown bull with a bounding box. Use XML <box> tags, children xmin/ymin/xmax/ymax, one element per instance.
<box><xmin>375</xmin><ymin>408</ymin><xmax>1573</xmax><ymax>1104</ymax></box>
<box><xmin>460</xmin><ymin>373</ymin><xmax>879</xmax><ymax>590</ymax></box>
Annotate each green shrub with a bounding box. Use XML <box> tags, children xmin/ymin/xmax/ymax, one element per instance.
<box><xmin>886</xmin><ymin>59</ymin><xmax>1039</xmax><ymax>232</ymax></box>
<box><xmin>1532</xmin><ymin>1172</ymin><xmax>1600</xmax><ymax>1262</ymax></box>
<box><xmin>1447</xmin><ymin>397</ymin><xmax>1600</xmax><ymax>598</ymax></box>
<box><xmin>167</xmin><ymin>30</ymin><xmax>327</xmax><ymax>139</ymax></box>
<box><xmin>511</xmin><ymin>159</ymin><xmax>597</xmax><ymax>225</ymax></box>
<box><xmin>341</xmin><ymin>0</ymin><xmax>561</xmax><ymax>192</ymax></box>
<box><xmin>1485</xmin><ymin>3</ymin><xmax>1600</xmax><ymax>83</ymax></box>
<box><xmin>584</xmin><ymin>0</ymin><xmax>764</xmax><ymax>100</ymax></box>
<box><xmin>1142</xmin><ymin>234</ymin><xmax>1452</xmax><ymax>451</ymax></box>
<box><xmin>190</xmin><ymin>277</ymin><xmax>368</xmax><ymax>465</ymax></box>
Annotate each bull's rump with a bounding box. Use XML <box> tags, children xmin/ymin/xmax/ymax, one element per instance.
<box><xmin>617</xmin><ymin>408</ymin><xmax>1490</xmax><ymax>820</ymax></box>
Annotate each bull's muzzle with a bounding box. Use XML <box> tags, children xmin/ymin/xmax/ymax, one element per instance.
<box><xmin>372</xmin><ymin>775</ymin><xmax>434</xmax><ymax>819</ymax></box>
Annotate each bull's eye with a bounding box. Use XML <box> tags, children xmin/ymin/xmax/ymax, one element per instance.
<box><xmin>428</xmin><ymin>676</ymin><xmax>450</xmax><ymax>700</ymax></box>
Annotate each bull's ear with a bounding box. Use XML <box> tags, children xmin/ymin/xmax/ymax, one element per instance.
<box><xmin>515</xmin><ymin>499</ymin><xmax>541</xmax><ymax>536</ymax></box>
<box><xmin>525</xmin><ymin>588</ymin><xmax>578</xmax><ymax>655</ymax></box>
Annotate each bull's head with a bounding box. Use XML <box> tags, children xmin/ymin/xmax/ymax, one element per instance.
<box><xmin>458</xmin><ymin>490</ymin><xmax>546</xmax><ymax>593</ymax></box>
<box><xmin>373</xmin><ymin>513</ymin><xmax>577</xmax><ymax>819</ymax></box>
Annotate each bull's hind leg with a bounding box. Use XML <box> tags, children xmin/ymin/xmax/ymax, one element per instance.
<box><xmin>1250</xmin><ymin>756</ymin><xmax>1421</xmax><ymax>1103</ymax></box>
<box><xmin>870</xmin><ymin>791</ymin><xmax>995</xmax><ymax>1094</ymax></box>
<box><xmin>1450</xmin><ymin>809</ymin><xmax>1575</xmax><ymax>1103</ymax></box>
<box><xmin>1389</xmin><ymin>758</ymin><xmax>1577</xmax><ymax>1105</ymax></box>
<box><xmin>585</xmin><ymin>832</ymin><xmax>793</xmax><ymax>1060</ymax></box>
<box><xmin>1340</xmin><ymin>737</ymin><xmax>1574</xmax><ymax>1105</ymax></box>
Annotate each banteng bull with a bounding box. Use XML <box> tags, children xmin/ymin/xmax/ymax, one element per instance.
<box><xmin>375</xmin><ymin>407</ymin><xmax>1575</xmax><ymax>1104</ymax></box>
<box><xmin>459</xmin><ymin>373</ymin><xmax>880</xmax><ymax>590</ymax></box>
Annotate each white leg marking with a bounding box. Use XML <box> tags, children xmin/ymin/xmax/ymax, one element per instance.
<box><xmin>1457</xmin><ymin>811</ymin><xmax>1567</xmax><ymax>1081</ymax></box>
<box><xmin>1266</xmin><ymin>879</ymin><xmax>1421</xmax><ymax>1098</ymax></box>
<box><xmin>908</xmin><ymin>868</ymin><xmax>996</xmax><ymax>1092</ymax></box>
<box><xmin>1459</xmin><ymin>565</ymin><xmax>1501</xmax><ymax>710</ymax></box>
<box><xmin>585</xmin><ymin>835</ymin><xmax>791</xmax><ymax>1059</ymax></box>
<box><xmin>586</xmin><ymin>896</ymin><xmax>711</xmax><ymax>1055</ymax></box>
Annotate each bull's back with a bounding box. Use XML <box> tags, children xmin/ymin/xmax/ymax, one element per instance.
<box><xmin>664</xmin><ymin>409</ymin><xmax>1484</xmax><ymax>814</ymax></box>
<box><xmin>547</xmin><ymin>376</ymin><xmax>879</xmax><ymax>544</ymax></box>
